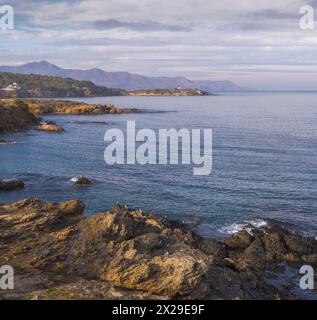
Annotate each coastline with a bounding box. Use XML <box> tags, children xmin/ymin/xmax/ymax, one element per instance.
<box><xmin>0</xmin><ymin>98</ymin><xmax>137</xmax><ymax>134</ymax></box>
<box><xmin>1</xmin><ymin>94</ymin><xmax>316</xmax><ymax>300</ymax></box>
<box><xmin>0</xmin><ymin>198</ymin><xmax>316</xmax><ymax>300</ymax></box>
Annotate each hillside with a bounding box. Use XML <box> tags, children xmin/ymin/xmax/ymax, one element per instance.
<box><xmin>0</xmin><ymin>72</ymin><xmax>126</xmax><ymax>98</ymax></box>
<box><xmin>0</xmin><ymin>61</ymin><xmax>244</xmax><ymax>92</ymax></box>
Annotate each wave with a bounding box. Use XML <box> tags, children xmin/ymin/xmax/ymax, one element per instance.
<box><xmin>0</xmin><ymin>140</ymin><xmax>18</xmax><ymax>145</ymax></box>
<box><xmin>219</xmin><ymin>219</ymin><xmax>268</xmax><ymax>235</ymax></box>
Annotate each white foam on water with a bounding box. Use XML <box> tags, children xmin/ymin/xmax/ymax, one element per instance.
<box><xmin>2</xmin><ymin>178</ymin><xmax>20</xmax><ymax>183</ymax></box>
<box><xmin>0</xmin><ymin>141</ymin><xmax>18</xmax><ymax>145</ymax></box>
<box><xmin>219</xmin><ymin>219</ymin><xmax>268</xmax><ymax>235</ymax></box>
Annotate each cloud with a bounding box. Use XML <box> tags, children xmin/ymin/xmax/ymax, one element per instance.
<box><xmin>1</xmin><ymin>0</ymin><xmax>317</xmax><ymax>89</ymax></box>
<box><xmin>93</xmin><ymin>19</ymin><xmax>192</xmax><ymax>32</ymax></box>
<box><xmin>250</xmin><ymin>9</ymin><xmax>300</xmax><ymax>20</ymax></box>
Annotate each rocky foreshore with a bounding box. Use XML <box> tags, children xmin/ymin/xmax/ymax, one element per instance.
<box><xmin>0</xmin><ymin>198</ymin><xmax>316</xmax><ymax>300</ymax></box>
<box><xmin>0</xmin><ymin>99</ymin><xmax>137</xmax><ymax>134</ymax></box>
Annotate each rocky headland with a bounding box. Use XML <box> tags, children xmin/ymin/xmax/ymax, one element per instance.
<box><xmin>0</xmin><ymin>99</ymin><xmax>136</xmax><ymax>134</ymax></box>
<box><xmin>0</xmin><ymin>198</ymin><xmax>316</xmax><ymax>300</ymax></box>
<box><xmin>128</xmin><ymin>88</ymin><xmax>214</xmax><ymax>96</ymax></box>
<box><xmin>0</xmin><ymin>102</ymin><xmax>39</xmax><ymax>134</ymax></box>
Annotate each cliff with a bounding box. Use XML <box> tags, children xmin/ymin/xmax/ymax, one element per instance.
<box><xmin>0</xmin><ymin>102</ymin><xmax>39</xmax><ymax>134</ymax></box>
<box><xmin>1</xmin><ymin>198</ymin><xmax>316</xmax><ymax>300</ymax></box>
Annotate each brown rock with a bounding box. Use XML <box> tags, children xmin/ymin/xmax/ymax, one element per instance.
<box><xmin>224</xmin><ymin>230</ymin><xmax>254</xmax><ymax>250</ymax></box>
<box><xmin>0</xmin><ymin>102</ymin><xmax>39</xmax><ymax>134</ymax></box>
<box><xmin>72</xmin><ymin>176</ymin><xmax>92</xmax><ymax>186</ymax></box>
<box><xmin>1</xmin><ymin>199</ymin><xmax>313</xmax><ymax>300</ymax></box>
<box><xmin>35</xmin><ymin>121</ymin><xmax>64</xmax><ymax>133</ymax></box>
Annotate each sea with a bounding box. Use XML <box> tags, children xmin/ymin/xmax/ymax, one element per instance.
<box><xmin>1</xmin><ymin>93</ymin><xmax>317</xmax><ymax>239</ymax></box>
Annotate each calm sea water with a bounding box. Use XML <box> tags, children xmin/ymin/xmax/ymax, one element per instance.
<box><xmin>1</xmin><ymin>94</ymin><xmax>317</xmax><ymax>238</ymax></box>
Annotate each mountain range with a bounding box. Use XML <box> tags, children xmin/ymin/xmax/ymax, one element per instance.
<box><xmin>0</xmin><ymin>61</ymin><xmax>243</xmax><ymax>92</ymax></box>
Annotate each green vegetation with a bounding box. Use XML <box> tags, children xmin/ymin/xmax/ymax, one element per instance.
<box><xmin>0</xmin><ymin>72</ymin><xmax>126</xmax><ymax>98</ymax></box>
<box><xmin>128</xmin><ymin>88</ymin><xmax>214</xmax><ymax>96</ymax></box>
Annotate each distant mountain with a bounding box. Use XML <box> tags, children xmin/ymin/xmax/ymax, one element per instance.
<box><xmin>0</xmin><ymin>61</ymin><xmax>244</xmax><ymax>92</ymax></box>
<box><xmin>0</xmin><ymin>72</ymin><xmax>126</xmax><ymax>98</ymax></box>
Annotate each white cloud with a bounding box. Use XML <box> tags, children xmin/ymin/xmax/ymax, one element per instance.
<box><xmin>1</xmin><ymin>0</ymin><xmax>317</xmax><ymax>89</ymax></box>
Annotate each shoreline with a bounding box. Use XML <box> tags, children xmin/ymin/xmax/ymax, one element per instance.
<box><xmin>0</xmin><ymin>197</ymin><xmax>316</xmax><ymax>300</ymax></box>
<box><xmin>1</xmin><ymin>95</ymin><xmax>316</xmax><ymax>300</ymax></box>
<box><xmin>0</xmin><ymin>98</ymin><xmax>137</xmax><ymax>134</ymax></box>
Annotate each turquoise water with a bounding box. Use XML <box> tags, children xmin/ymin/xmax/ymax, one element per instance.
<box><xmin>1</xmin><ymin>94</ymin><xmax>317</xmax><ymax>238</ymax></box>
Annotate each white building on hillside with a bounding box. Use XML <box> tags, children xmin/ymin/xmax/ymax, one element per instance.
<box><xmin>1</xmin><ymin>83</ymin><xmax>20</xmax><ymax>91</ymax></box>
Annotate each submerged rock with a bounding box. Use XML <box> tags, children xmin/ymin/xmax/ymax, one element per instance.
<box><xmin>1</xmin><ymin>198</ymin><xmax>314</xmax><ymax>300</ymax></box>
<box><xmin>0</xmin><ymin>179</ymin><xmax>25</xmax><ymax>191</ymax></box>
<box><xmin>71</xmin><ymin>176</ymin><xmax>92</xmax><ymax>186</ymax></box>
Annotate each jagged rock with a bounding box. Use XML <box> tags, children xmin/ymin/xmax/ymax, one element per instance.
<box><xmin>224</xmin><ymin>225</ymin><xmax>317</xmax><ymax>271</ymax></box>
<box><xmin>0</xmin><ymin>179</ymin><xmax>25</xmax><ymax>191</ymax></box>
<box><xmin>0</xmin><ymin>199</ymin><xmax>315</xmax><ymax>300</ymax></box>
<box><xmin>35</xmin><ymin>121</ymin><xmax>64</xmax><ymax>133</ymax></box>
<box><xmin>224</xmin><ymin>230</ymin><xmax>254</xmax><ymax>250</ymax></box>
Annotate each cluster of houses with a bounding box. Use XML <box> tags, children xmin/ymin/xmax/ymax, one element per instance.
<box><xmin>1</xmin><ymin>83</ymin><xmax>21</xmax><ymax>91</ymax></box>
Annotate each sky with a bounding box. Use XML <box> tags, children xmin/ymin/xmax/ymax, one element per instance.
<box><xmin>0</xmin><ymin>0</ymin><xmax>317</xmax><ymax>90</ymax></box>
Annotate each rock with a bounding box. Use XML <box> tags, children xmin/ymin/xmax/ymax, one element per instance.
<box><xmin>71</xmin><ymin>176</ymin><xmax>92</xmax><ymax>186</ymax></box>
<box><xmin>283</xmin><ymin>233</ymin><xmax>317</xmax><ymax>255</ymax></box>
<box><xmin>0</xmin><ymin>179</ymin><xmax>25</xmax><ymax>191</ymax></box>
<box><xmin>14</xmin><ymin>99</ymin><xmax>137</xmax><ymax>115</ymax></box>
<box><xmin>302</xmin><ymin>254</ymin><xmax>317</xmax><ymax>263</ymax></box>
<box><xmin>242</xmin><ymin>238</ymin><xmax>266</xmax><ymax>271</ymax></box>
<box><xmin>0</xmin><ymin>99</ymin><xmax>137</xmax><ymax>134</ymax></box>
<box><xmin>0</xmin><ymin>102</ymin><xmax>39</xmax><ymax>134</ymax></box>
<box><xmin>1</xmin><ymin>199</ymin><xmax>309</xmax><ymax>300</ymax></box>
<box><xmin>35</xmin><ymin>121</ymin><xmax>64</xmax><ymax>133</ymax></box>
<box><xmin>224</xmin><ymin>224</ymin><xmax>317</xmax><ymax>271</ymax></box>
<box><xmin>1</xmin><ymin>199</ymin><xmax>316</xmax><ymax>300</ymax></box>
<box><xmin>224</xmin><ymin>230</ymin><xmax>254</xmax><ymax>250</ymax></box>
